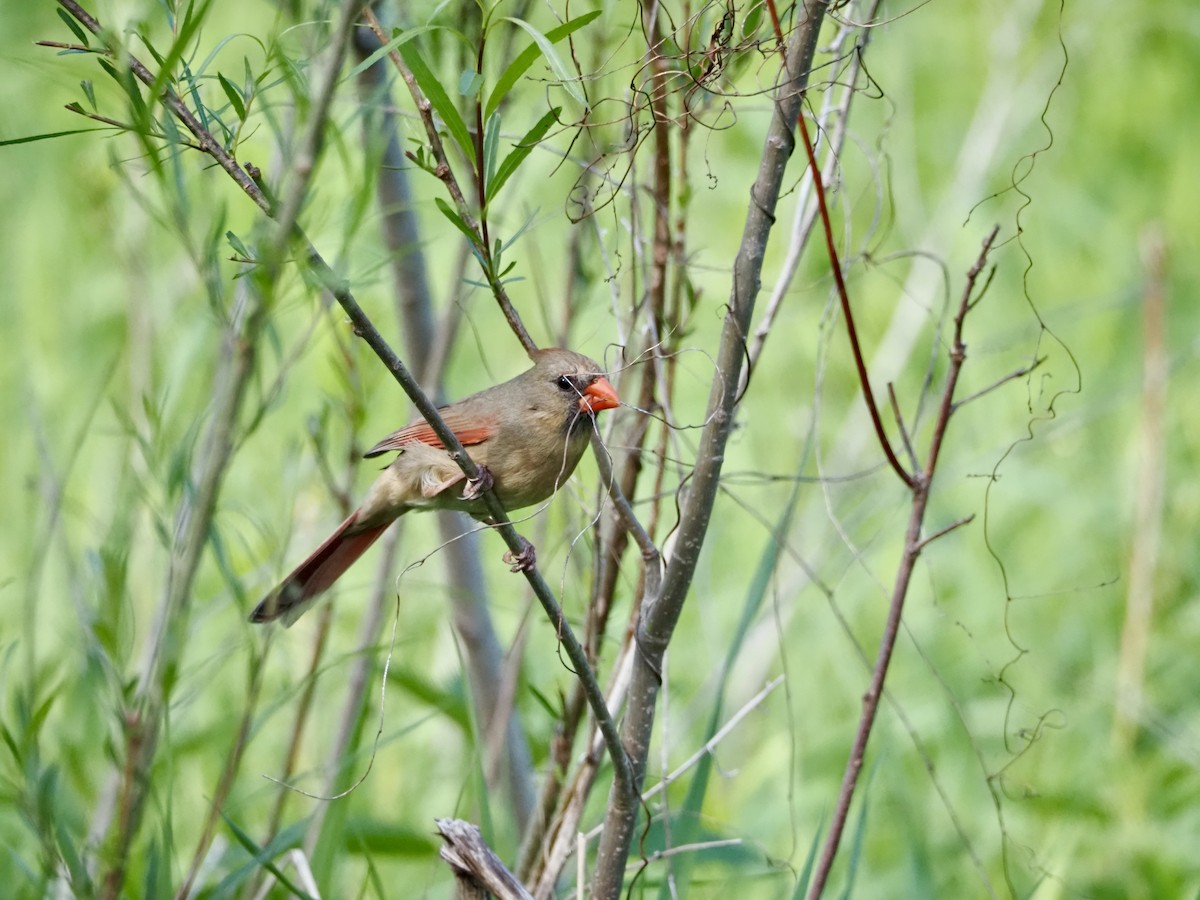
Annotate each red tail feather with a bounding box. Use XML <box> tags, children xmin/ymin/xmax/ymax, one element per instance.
<box><xmin>251</xmin><ymin>512</ymin><xmax>391</xmax><ymax>625</ymax></box>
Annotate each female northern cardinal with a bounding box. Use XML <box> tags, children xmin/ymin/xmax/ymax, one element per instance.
<box><xmin>251</xmin><ymin>348</ymin><xmax>620</xmax><ymax>625</ymax></box>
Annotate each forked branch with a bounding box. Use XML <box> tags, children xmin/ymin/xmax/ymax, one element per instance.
<box><xmin>806</xmin><ymin>225</ymin><xmax>1001</xmax><ymax>898</ymax></box>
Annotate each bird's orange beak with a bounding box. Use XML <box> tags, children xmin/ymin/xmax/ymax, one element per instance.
<box><xmin>579</xmin><ymin>376</ymin><xmax>620</xmax><ymax>413</ymax></box>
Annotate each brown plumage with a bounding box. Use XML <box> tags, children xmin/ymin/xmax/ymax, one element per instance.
<box><xmin>251</xmin><ymin>349</ymin><xmax>619</xmax><ymax>625</ymax></box>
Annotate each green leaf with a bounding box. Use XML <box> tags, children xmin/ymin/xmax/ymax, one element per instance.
<box><xmin>342</xmin><ymin>25</ymin><xmax>437</xmax><ymax>81</ymax></box>
<box><xmin>145</xmin><ymin>0</ymin><xmax>214</xmax><ymax>119</ymax></box>
<box><xmin>221</xmin><ymin>812</ymin><xmax>319</xmax><ymax>900</ymax></box>
<box><xmin>486</xmin><ymin>106</ymin><xmax>558</xmax><ymax>204</ymax></box>
<box><xmin>482</xmin><ymin>111</ymin><xmax>501</xmax><ymax>194</ymax></box>
<box><xmin>344</xmin><ymin>819</ymin><xmax>440</xmax><ymax>857</ymax></box>
<box><xmin>485</xmin><ymin>11</ymin><xmax>599</xmax><ymax>121</ymax></box>
<box><xmin>387</xmin><ymin>666</ymin><xmax>470</xmax><ymax>732</ymax></box>
<box><xmin>435</xmin><ymin>198</ymin><xmax>481</xmax><ymax>247</ymax></box>
<box><xmin>217</xmin><ymin>73</ymin><xmax>245</xmax><ymax>121</ymax></box>
<box><xmin>790</xmin><ymin>817</ymin><xmax>825</xmax><ymax>900</ymax></box>
<box><xmin>527</xmin><ymin>684</ymin><xmax>560</xmax><ymax>719</ymax></box>
<box><xmin>97</xmin><ymin>59</ymin><xmax>149</xmax><ymax>128</ymax></box>
<box><xmin>458</xmin><ymin>69</ymin><xmax>483</xmax><ymax>100</ymax></box>
<box><xmin>225</xmin><ymin>230</ymin><xmax>250</xmax><ymax>258</ymax></box>
<box><xmin>399</xmin><ymin>41</ymin><xmax>473</xmax><ymax>159</ymax></box>
<box><xmin>0</xmin><ymin>128</ymin><xmax>108</xmax><ymax>147</ymax></box>
<box><xmin>838</xmin><ymin>765</ymin><xmax>876</xmax><ymax>900</ymax></box>
<box><xmin>56</xmin><ymin>817</ymin><xmax>92</xmax><ymax>895</ymax></box>
<box><xmin>80</xmin><ymin>79</ymin><xmax>96</xmax><ymax>111</ymax></box>
<box><xmin>56</xmin><ymin>9</ymin><xmax>90</xmax><ymax>47</ymax></box>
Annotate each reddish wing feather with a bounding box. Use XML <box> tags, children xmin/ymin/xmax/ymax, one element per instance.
<box><xmin>364</xmin><ymin>412</ymin><xmax>496</xmax><ymax>458</ymax></box>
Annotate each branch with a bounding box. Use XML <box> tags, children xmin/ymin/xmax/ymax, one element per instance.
<box><xmin>806</xmin><ymin>225</ymin><xmax>1000</xmax><ymax>898</ymax></box>
<box><xmin>57</xmin><ymin>0</ymin><xmax>271</xmax><ymax>215</ymax></box>
<box><xmin>793</xmin><ymin>73</ymin><xmax>914</xmax><ymax>489</ymax></box>
<box><xmin>589</xmin><ymin>5</ymin><xmax>829</xmax><ymax>896</ymax></box>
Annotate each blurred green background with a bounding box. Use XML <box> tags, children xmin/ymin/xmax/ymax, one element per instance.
<box><xmin>1</xmin><ymin>1</ymin><xmax>1198</xmax><ymax>897</ymax></box>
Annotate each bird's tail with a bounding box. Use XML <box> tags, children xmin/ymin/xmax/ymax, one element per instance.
<box><xmin>250</xmin><ymin>512</ymin><xmax>391</xmax><ymax>626</ymax></box>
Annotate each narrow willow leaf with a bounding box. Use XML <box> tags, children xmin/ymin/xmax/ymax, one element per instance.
<box><xmin>220</xmin><ymin>812</ymin><xmax>319</xmax><ymax>900</ymax></box>
<box><xmin>458</xmin><ymin>68</ymin><xmax>484</xmax><ymax>100</ymax></box>
<box><xmin>342</xmin><ymin>821</ymin><xmax>440</xmax><ymax>857</ymax></box>
<box><xmin>387</xmin><ymin>666</ymin><xmax>470</xmax><ymax>731</ymax></box>
<box><xmin>435</xmin><ymin>197</ymin><xmax>481</xmax><ymax>247</ymax></box>
<box><xmin>838</xmin><ymin>766</ymin><xmax>876</xmax><ymax>900</ymax></box>
<box><xmin>526</xmin><ymin>684</ymin><xmax>560</xmax><ymax>719</ymax></box>
<box><xmin>790</xmin><ymin>816</ymin><xmax>825</xmax><ymax>900</ymax></box>
<box><xmin>0</xmin><ymin>128</ymin><xmax>107</xmax><ymax>147</ymax></box>
<box><xmin>97</xmin><ymin>59</ymin><xmax>149</xmax><ymax>127</ymax></box>
<box><xmin>486</xmin><ymin>106</ymin><xmax>558</xmax><ymax>204</ymax></box>
<box><xmin>194</xmin><ymin>33</ymin><xmax>252</xmax><ymax>79</ymax></box>
<box><xmin>145</xmin><ymin>0</ymin><xmax>214</xmax><ymax>113</ymax></box>
<box><xmin>80</xmin><ymin>79</ymin><xmax>96</xmax><ymax>111</ymax></box>
<box><xmin>342</xmin><ymin>24</ymin><xmax>437</xmax><ymax>81</ymax></box>
<box><xmin>482</xmin><ymin>111</ymin><xmax>501</xmax><ymax>194</ymax></box>
<box><xmin>399</xmin><ymin>41</ymin><xmax>473</xmax><ymax>159</ymax></box>
<box><xmin>56</xmin><ymin>9</ymin><xmax>90</xmax><ymax>47</ymax></box>
<box><xmin>56</xmin><ymin>818</ymin><xmax>92</xmax><ymax>895</ymax></box>
<box><xmin>484</xmin><ymin>10</ymin><xmax>600</xmax><ymax>121</ymax></box>
<box><xmin>225</xmin><ymin>230</ymin><xmax>250</xmax><ymax>258</ymax></box>
<box><xmin>217</xmin><ymin>72</ymin><xmax>246</xmax><ymax>120</ymax></box>
<box><xmin>501</xmin><ymin>17</ymin><xmax>588</xmax><ymax>108</ymax></box>
<box><xmin>183</xmin><ymin>66</ymin><xmax>210</xmax><ymax>133</ymax></box>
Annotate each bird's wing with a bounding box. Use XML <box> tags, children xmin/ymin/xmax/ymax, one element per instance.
<box><xmin>363</xmin><ymin>409</ymin><xmax>496</xmax><ymax>458</ymax></box>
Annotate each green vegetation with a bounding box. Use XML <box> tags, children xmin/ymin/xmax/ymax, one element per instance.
<box><xmin>1</xmin><ymin>1</ymin><xmax>1196</xmax><ymax>897</ymax></box>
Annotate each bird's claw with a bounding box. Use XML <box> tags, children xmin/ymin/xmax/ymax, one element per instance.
<box><xmin>461</xmin><ymin>465</ymin><xmax>495</xmax><ymax>501</ymax></box>
<box><xmin>503</xmin><ymin>538</ymin><xmax>536</xmax><ymax>572</ymax></box>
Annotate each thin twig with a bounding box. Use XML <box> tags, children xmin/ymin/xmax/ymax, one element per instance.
<box><xmin>806</xmin><ymin>225</ymin><xmax>1000</xmax><ymax>899</ymax></box>
<box><xmin>887</xmin><ymin>382</ymin><xmax>920</xmax><ymax>472</ymax></box>
<box><xmin>794</xmin><ymin>92</ymin><xmax>913</xmax><ymax>488</ymax></box>
<box><xmin>951</xmin><ymin>360</ymin><xmax>1043</xmax><ymax>411</ymax></box>
<box><xmin>914</xmin><ymin>514</ymin><xmax>976</xmax><ymax>553</ymax></box>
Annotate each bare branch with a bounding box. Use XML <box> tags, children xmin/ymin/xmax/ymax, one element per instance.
<box><xmin>914</xmin><ymin>515</ymin><xmax>976</xmax><ymax>553</ymax></box>
<box><xmin>589</xmin><ymin>6</ymin><xmax>830</xmax><ymax>896</ymax></box>
<box><xmin>806</xmin><ymin>225</ymin><xmax>1001</xmax><ymax>899</ymax></box>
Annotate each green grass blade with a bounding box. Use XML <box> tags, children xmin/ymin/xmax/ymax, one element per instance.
<box><xmin>484</xmin><ymin>11</ymin><xmax>599</xmax><ymax>121</ymax></box>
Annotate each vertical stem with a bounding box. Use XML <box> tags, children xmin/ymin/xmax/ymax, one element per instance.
<box><xmin>1113</xmin><ymin>226</ymin><xmax>1168</xmax><ymax>747</ymax></box>
<box><xmin>589</xmin><ymin>7</ymin><xmax>827</xmax><ymax>896</ymax></box>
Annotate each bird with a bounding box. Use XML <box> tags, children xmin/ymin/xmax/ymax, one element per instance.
<box><xmin>250</xmin><ymin>348</ymin><xmax>620</xmax><ymax>625</ymax></box>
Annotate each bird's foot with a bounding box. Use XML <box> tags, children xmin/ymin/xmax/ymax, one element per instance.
<box><xmin>461</xmin><ymin>465</ymin><xmax>495</xmax><ymax>501</ymax></box>
<box><xmin>503</xmin><ymin>537</ymin><xmax>537</xmax><ymax>572</ymax></box>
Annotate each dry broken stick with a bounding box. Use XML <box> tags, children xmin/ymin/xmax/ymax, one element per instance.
<box><xmin>437</xmin><ymin>819</ymin><xmax>534</xmax><ymax>900</ymax></box>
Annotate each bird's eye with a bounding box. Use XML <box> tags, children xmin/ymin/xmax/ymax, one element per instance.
<box><xmin>556</xmin><ymin>374</ymin><xmax>576</xmax><ymax>392</ymax></box>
